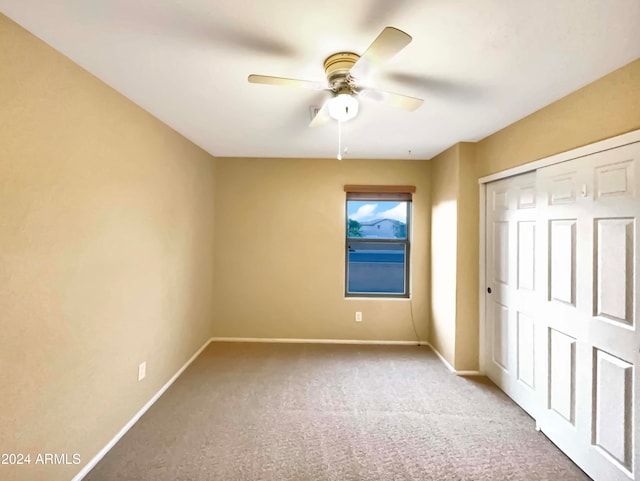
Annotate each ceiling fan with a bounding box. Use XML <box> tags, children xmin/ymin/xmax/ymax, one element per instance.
<box><xmin>248</xmin><ymin>27</ymin><xmax>424</xmax><ymax>127</ymax></box>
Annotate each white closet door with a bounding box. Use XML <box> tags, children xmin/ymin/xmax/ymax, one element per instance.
<box><xmin>485</xmin><ymin>172</ymin><xmax>541</xmax><ymax>418</ymax></box>
<box><xmin>536</xmin><ymin>141</ymin><xmax>640</xmax><ymax>481</ymax></box>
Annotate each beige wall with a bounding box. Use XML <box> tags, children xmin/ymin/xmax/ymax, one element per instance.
<box><xmin>438</xmin><ymin>58</ymin><xmax>640</xmax><ymax>371</ymax></box>
<box><xmin>212</xmin><ymin>157</ymin><xmax>431</xmax><ymax>342</ymax></box>
<box><xmin>454</xmin><ymin>142</ymin><xmax>479</xmax><ymax>370</ymax></box>
<box><xmin>429</xmin><ymin>142</ymin><xmax>480</xmax><ymax>370</ymax></box>
<box><xmin>476</xmin><ymin>58</ymin><xmax>640</xmax><ymax>176</ymax></box>
<box><xmin>0</xmin><ymin>15</ymin><xmax>217</xmax><ymax>481</ymax></box>
<box><xmin>429</xmin><ymin>145</ymin><xmax>459</xmax><ymax>363</ymax></box>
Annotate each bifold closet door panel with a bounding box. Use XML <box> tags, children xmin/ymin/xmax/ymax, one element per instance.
<box><xmin>484</xmin><ymin>172</ymin><xmax>540</xmax><ymax>419</ymax></box>
<box><xmin>536</xmin><ymin>141</ymin><xmax>640</xmax><ymax>481</ymax></box>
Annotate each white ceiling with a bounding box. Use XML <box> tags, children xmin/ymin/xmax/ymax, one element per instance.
<box><xmin>2</xmin><ymin>0</ymin><xmax>639</xmax><ymax>160</ymax></box>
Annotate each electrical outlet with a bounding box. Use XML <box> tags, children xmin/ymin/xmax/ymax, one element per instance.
<box><xmin>138</xmin><ymin>362</ymin><xmax>146</xmax><ymax>381</ymax></box>
<box><xmin>355</xmin><ymin>311</ymin><xmax>362</xmax><ymax>322</ymax></box>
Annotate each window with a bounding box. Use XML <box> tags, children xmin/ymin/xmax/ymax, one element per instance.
<box><xmin>344</xmin><ymin>186</ymin><xmax>413</xmax><ymax>297</ymax></box>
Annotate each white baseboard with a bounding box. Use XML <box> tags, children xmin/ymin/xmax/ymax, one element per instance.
<box><xmin>71</xmin><ymin>337</ymin><xmax>213</xmax><ymax>481</ymax></box>
<box><xmin>425</xmin><ymin>343</ymin><xmax>482</xmax><ymax>376</ymax></box>
<box><xmin>211</xmin><ymin>336</ymin><xmax>428</xmax><ymax>346</ymax></box>
<box><xmin>425</xmin><ymin>342</ymin><xmax>456</xmax><ymax>373</ymax></box>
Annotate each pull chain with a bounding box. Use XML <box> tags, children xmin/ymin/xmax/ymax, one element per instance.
<box><xmin>337</xmin><ymin>120</ymin><xmax>342</xmax><ymax>160</ymax></box>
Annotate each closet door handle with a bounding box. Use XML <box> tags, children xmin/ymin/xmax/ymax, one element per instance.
<box><xmin>487</xmin><ymin>287</ymin><xmax>492</xmax><ymax>294</ymax></box>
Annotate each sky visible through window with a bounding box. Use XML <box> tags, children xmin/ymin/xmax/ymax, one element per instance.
<box><xmin>347</xmin><ymin>201</ymin><xmax>407</xmax><ymax>223</ymax></box>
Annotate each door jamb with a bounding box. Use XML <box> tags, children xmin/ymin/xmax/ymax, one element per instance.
<box><xmin>478</xmin><ymin>184</ymin><xmax>488</xmax><ymax>374</ymax></box>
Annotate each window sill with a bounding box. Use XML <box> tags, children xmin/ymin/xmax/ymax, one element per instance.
<box><xmin>344</xmin><ymin>296</ymin><xmax>412</xmax><ymax>301</ymax></box>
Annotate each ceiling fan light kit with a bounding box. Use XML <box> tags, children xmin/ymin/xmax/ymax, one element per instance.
<box><xmin>328</xmin><ymin>94</ymin><xmax>359</xmax><ymax>122</ymax></box>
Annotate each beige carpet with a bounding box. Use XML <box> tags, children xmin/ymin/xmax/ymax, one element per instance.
<box><xmin>84</xmin><ymin>343</ymin><xmax>591</xmax><ymax>481</ymax></box>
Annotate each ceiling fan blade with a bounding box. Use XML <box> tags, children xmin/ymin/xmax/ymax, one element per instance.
<box><xmin>350</xmin><ymin>27</ymin><xmax>412</xmax><ymax>79</ymax></box>
<box><xmin>385</xmin><ymin>72</ymin><xmax>484</xmax><ymax>101</ymax></box>
<box><xmin>359</xmin><ymin>88</ymin><xmax>423</xmax><ymax>111</ymax></box>
<box><xmin>248</xmin><ymin>75</ymin><xmax>326</xmax><ymax>90</ymax></box>
<box><xmin>309</xmin><ymin>101</ymin><xmax>331</xmax><ymax>127</ymax></box>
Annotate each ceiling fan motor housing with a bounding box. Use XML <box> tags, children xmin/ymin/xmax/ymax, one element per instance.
<box><xmin>324</xmin><ymin>52</ymin><xmax>359</xmax><ymax>93</ymax></box>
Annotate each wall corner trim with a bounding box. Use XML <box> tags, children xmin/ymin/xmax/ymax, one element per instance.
<box><xmin>70</xmin><ymin>337</ymin><xmax>214</xmax><ymax>481</ymax></box>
